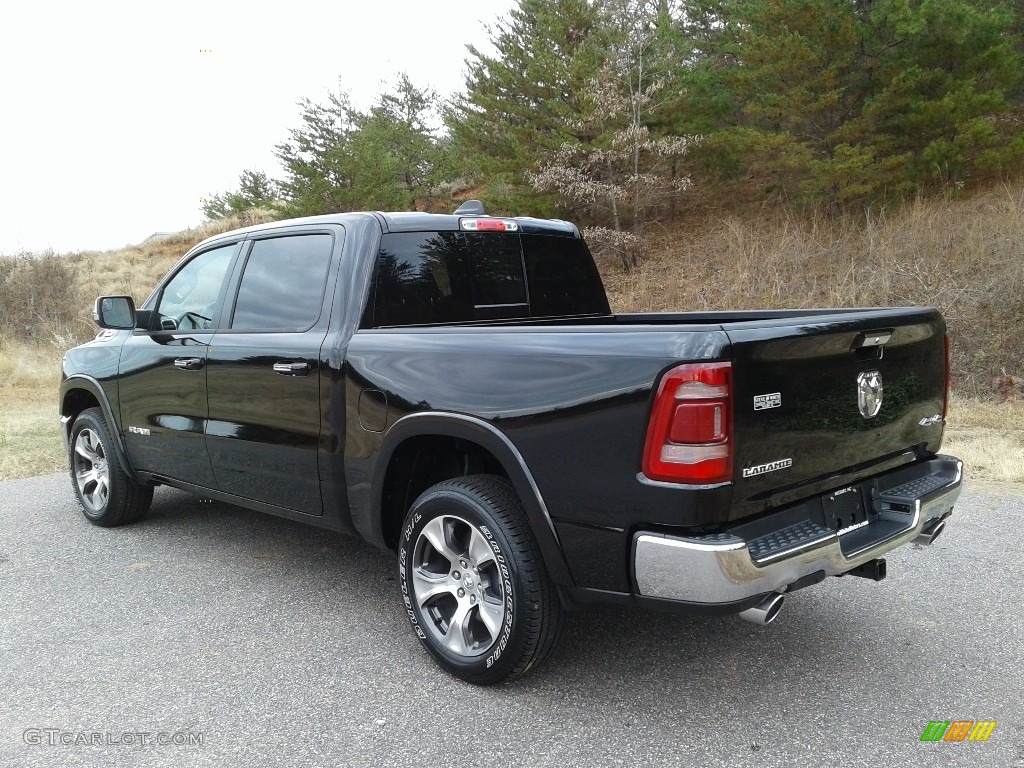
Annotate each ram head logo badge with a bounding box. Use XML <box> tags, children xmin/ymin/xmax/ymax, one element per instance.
<box><xmin>857</xmin><ymin>370</ymin><xmax>883</xmax><ymax>419</ymax></box>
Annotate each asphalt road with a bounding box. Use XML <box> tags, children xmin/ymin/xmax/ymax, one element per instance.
<box><xmin>0</xmin><ymin>473</ymin><xmax>1021</xmax><ymax>768</ymax></box>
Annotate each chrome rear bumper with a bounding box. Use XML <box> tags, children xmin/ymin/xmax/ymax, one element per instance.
<box><xmin>633</xmin><ymin>456</ymin><xmax>963</xmax><ymax>605</ymax></box>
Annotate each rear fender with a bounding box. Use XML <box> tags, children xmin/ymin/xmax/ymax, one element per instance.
<box><xmin>364</xmin><ymin>412</ymin><xmax>574</xmax><ymax>587</ymax></box>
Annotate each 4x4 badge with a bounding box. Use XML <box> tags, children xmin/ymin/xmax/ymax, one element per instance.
<box><xmin>754</xmin><ymin>392</ymin><xmax>781</xmax><ymax>410</ymax></box>
<box><xmin>857</xmin><ymin>370</ymin><xmax>883</xmax><ymax>418</ymax></box>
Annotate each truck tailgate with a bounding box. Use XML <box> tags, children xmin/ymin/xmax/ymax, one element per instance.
<box><xmin>725</xmin><ymin>307</ymin><xmax>947</xmax><ymax>522</ymax></box>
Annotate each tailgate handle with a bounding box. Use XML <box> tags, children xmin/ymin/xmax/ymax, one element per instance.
<box><xmin>851</xmin><ymin>329</ymin><xmax>892</xmax><ymax>361</ymax></box>
<box><xmin>851</xmin><ymin>330</ymin><xmax>893</xmax><ymax>349</ymax></box>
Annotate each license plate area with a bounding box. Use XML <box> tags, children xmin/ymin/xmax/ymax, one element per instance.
<box><xmin>822</xmin><ymin>487</ymin><xmax>871</xmax><ymax>534</ymax></box>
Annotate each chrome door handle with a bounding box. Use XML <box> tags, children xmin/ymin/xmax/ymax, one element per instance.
<box><xmin>174</xmin><ymin>357</ymin><xmax>204</xmax><ymax>370</ymax></box>
<box><xmin>273</xmin><ymin>362</ymin><xmax>310</xmax><ymax>376</ymax></box>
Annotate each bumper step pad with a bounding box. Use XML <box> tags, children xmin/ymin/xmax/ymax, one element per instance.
<box><xmin>877</xmin><ymin>473</ymin><xmax>952</xmax><ymax>505</ymax></box>
<box><xmin>747</xmin><ymin>519</ymin><xmax>833</xmax><ymax>563</ymax></box>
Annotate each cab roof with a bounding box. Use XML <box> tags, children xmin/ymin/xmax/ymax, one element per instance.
<box><xmin>192</xmin><ymin>206</ymin><xmax>580</xmax><ymax>253</ymax></box>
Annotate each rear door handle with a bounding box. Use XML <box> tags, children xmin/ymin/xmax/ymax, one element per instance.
<box><xmin>174</xmin><ymin>357</ymin><xmax>204</xmax><ymax>370</ymax></box>
<box><xmin>273</xmin><ymin>362</ymin><xmax>310</xmax><ymax>376</ymax></box>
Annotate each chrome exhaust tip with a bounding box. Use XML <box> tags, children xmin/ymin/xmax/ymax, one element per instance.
<box><xmin>738</xmin><ymin>593</ymin><xmax>785</xmax><ymax>625</ymax></box>
<box><xmin>914</xmin><ymin>518</ymin><xmax>945</xmax><ymax>546</ymax></box>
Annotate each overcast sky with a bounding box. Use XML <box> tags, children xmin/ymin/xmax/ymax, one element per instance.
<box><xmin>0</xmin><ymin>0</ymin><xmax>516</xmax><ymax>256</ymax></box>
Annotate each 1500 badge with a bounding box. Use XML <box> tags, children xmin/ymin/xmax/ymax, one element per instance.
<box><xmin>742</xmin><ymin>458</ymin><xmax>793</xmax><ymax>478</ymax></box>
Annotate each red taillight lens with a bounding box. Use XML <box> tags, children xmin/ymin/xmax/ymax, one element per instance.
<box><xmin>668</xmin><ymin>402</ymin><xmax>727</xmax><ymax>443</ymax></box>
<box><xmin>643</xmin><ymin>362</ymin><xmax>733</xmax><ymax>484</ymax></box>
<box><xmin>943</xmin><ymin>332</ymin><xmax>950</xmax><ymax>419</ymax></box>
<box><xmin>474</xmin><ymin>219</ymin><xmax>506</xmax><ymax>231</ymax></box>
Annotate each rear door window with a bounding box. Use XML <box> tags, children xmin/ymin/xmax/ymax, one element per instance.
<box><xmin>230</xmin><ymin>234</ymin><xmax>334</xmax><ymax>331</ymax></box>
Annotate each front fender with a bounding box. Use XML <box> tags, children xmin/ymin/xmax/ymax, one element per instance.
<box><xmin>59</xmin><ymin>374</ymin><xmax>138</xmax><ymax>482</ymax></box>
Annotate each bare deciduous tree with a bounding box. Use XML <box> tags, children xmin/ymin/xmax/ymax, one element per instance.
<box><xmin>530</xmin><ymin>0</ymin><xmax>697</xmax><ymax>270</ymax></box>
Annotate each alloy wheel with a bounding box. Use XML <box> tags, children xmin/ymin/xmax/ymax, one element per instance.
<box><xmin>410</xmin><ymin>514</ymin><xmax>507</xmax><ymax>657</ymax></box>
<box><xmin>73</xmin><ymin>428</ymin><xmax>110</xmax><ymax>514</ymax></box>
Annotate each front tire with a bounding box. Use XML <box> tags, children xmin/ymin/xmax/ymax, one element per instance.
<box><xmin>399</xmin><ymin>475</ymin><xmax>564</xmax><ymax>684</ymax></box>
<box><xmin>68</xmin><ymin>408</ymin><xmax>153</xmax><ymax>527</ymax></box>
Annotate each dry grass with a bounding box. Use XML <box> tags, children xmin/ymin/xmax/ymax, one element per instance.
<box><xmin>0</xmin><ymin>352</ymin><xmax>62</xmax><ymax>483</ymax></box>
<box><xmin>0</xmin><ymin>338</ymin><xmax>60</xmax><ymax>389</ymax></box>
<box><xmin>944</xmin><ymin>395</ymin><xmax>1024</xmax><ymax>484</ymax></box>
<box><xmin>0</xmin><ymin>341</ymin><xmax>64</xmax><ymax>480</ymax></box>
<box><xmin>0</xmin><ymin>391</ymin><xmax>64</xmax><ymax>481</ymax></box>
<box><xmin>603</xmin><ymin>181</ymin><xmax>1024</xmax><ymax>397</ymax></box>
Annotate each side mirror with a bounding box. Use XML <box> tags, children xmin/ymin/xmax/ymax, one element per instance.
<box><xmin>93</xmin><ymin>296</ymin><xmax>136</xmax><ymax>330</ymax></box>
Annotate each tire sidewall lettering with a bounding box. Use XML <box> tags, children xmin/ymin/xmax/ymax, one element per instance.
<box><xmin>481</xmin><ymin>522</ymin><xmax>515</xmax><ymax>669</ymax></box>
<box><xmin>398</xmin><ymin>542</ymin><xmax>426</xmax><ymax>639</ymax></box>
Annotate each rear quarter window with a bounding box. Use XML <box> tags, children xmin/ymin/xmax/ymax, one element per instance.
<box><xmin>522</xmin><ymin>234</ymin><xmax>610</xmax><ymax>318</ymax></box>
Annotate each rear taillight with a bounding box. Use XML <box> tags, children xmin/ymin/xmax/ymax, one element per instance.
<box><xmin>943</xmin><ymin>332</ymin><xmax>950</xmax><ymax>419</ymax></box>
<box><xmin>642</xmin><ymin>362</ymin><xmax>733</xmax><ymax>484</ymax></box>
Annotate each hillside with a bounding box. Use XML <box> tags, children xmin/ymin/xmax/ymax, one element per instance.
<box><xmin>602</xmin><ymin>182</ymin><xmax>1024</xmax><ymax>399</ymax></box>
<box><xmin>0</xmin><ymin>187</ymin><xmax>1021</xmax><ymax>482</ymax></box>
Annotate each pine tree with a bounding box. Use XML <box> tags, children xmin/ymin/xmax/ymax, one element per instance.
<box><xmin>353</xmin><ymin>75</ymin><xmax>444</xmax><ymax>209</ymax></box>
<box><xmin>446</xmin><ymin>0</ymin><xmax>608</xmax><ymax>214</ymax></box>
<box><xmin>676</xmin><ymin>0</ymin><xmax>1024</xmax><ymax>209</ymax></box>
<box><xmin>275</xmin><ymin>76</ymin><xmax>442</xmax><ymax>216</ymax></box>
<box><xmin>862</xmin><ymin>0</ymin><xmax>1023</xmax><ymax>188</ymax></box>
<box><xmin>531</xmin><ymin>0</ymin><xmax>695</xmax><ymax>269</ymax></box>
<box><xmin>202</xmin><ymin>170</ymin><xmax>281</xmax><ymax>220</ymax></box>
<box><xmin>275</xmin><ymin>90</ymin><xmax>361</xmax><ymax>216</ymax></box>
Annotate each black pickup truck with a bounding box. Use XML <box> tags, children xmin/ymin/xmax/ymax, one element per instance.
<box><xmin>60</xmin><ymin>203</ymin><xmax>962</xmax><ymax>684</ymax></box>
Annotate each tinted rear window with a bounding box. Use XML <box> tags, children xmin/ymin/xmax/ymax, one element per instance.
<box><xmin>368</xmin><ymin>231</ymin><xmax>608</xmax><ymax>327</ymax></box>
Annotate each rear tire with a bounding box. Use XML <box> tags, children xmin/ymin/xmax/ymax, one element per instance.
<box><xmin>399</xmin><ymin>475</ymin><xmax>564</xmax><ymax>684</ymax></box>
<box><xmin>68</xmin><ymin>408</ymin><xmax>152</xmax><ymax>527</ymax></box>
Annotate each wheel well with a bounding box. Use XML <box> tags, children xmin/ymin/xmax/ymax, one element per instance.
<box><xmin>61</xmin><ymin>388</ymin><xmax>101</xmax><ymax>420</ymax></box>
<box><xmin>380</xmin><ymin>435</ymin><xmax>509</xmax><ymax>550</ymax></box>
